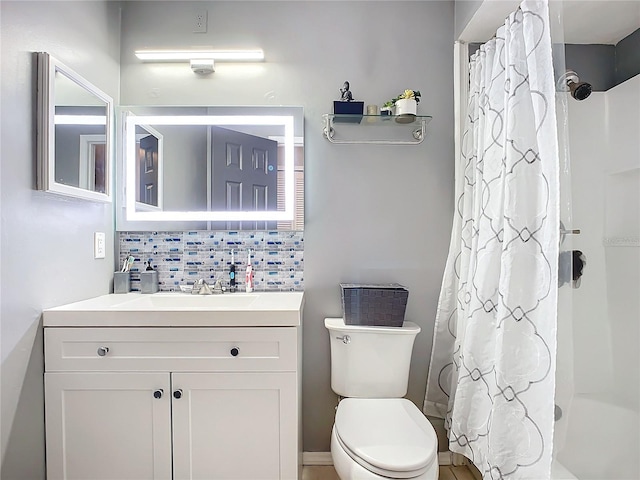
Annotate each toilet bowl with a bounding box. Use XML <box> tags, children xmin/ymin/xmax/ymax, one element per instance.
<box><xmin>325</xmin><ymin>318</ymin><xmax>438</xmax><ymax>480</ymax></box>
<box><xmin>331</xmin><ymin>398</ymin><xmax>438</xmax><ymax>480</ymax></box>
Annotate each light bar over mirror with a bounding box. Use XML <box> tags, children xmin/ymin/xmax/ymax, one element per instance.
<box><xmin>116</xmin><ymin>106</ymin><xmax>304</xmax><ymax>232</ymax></box>
<box><xmin>134</xmin><ymin>49</ymin><xmax>265</xmax><ymax>62</ymax></box>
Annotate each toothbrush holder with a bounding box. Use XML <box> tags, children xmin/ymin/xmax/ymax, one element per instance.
<box><xmin>113</xmin><ymin>272</ymin><xmax>131</xmax><ymax>294</ymax></box>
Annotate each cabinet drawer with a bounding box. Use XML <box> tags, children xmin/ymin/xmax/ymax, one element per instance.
<box><xmin>45</xmin><ymin>327</ymin><xmax>297</xmax><ymax>372</ymax></box>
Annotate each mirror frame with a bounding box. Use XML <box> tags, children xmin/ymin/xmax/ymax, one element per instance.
<box><xmin>122</xmin><ymin>111</ymin><xmax>296</xmax><ymax>223</ymax></box>
<box><xmin>36</xmin><ymin>52</ymin><xmax>113</xmax><ymax>202</ymax></box>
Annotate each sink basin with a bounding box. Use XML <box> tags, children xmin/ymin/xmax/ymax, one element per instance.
<box><xmin>118</xmin><ymin>293</ymin><xmax>259</xmax><ymax>310</ymax></box>
<box><xmin>43</xmin><ymin>291</ymin><xmax>304</xmax><ymax>327</ymax></box>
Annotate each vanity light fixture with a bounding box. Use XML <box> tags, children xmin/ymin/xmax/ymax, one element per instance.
<box><xmin>135</xmin><ymin>49</ymin><xmax>264</xmax><ymax>75</ymax></box>
<box><xmin>135</xmin><ymin>49</ymin><xmax>264</xmax><ymax>74</ymax></box>
<box><xmin>135</xmin><ymin>49</ymin><xmax>264</xmax><ymax>61</ymax></box>
<box><xmin>190</xmin><ymin>59</ymin><xmax>215</xmax><ymax>75</ymax></box>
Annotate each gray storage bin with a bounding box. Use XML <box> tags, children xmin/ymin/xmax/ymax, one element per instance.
<box><xmin>340</xmin><ymin>283</ymin><xmax>408</xmax><ymax>327</ymax></box>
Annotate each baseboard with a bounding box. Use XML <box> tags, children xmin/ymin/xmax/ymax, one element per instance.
<box><xmin>439</xmin><ymin>452</ymin><xmax>469</xmax><ymax>466</ymax></box>
<box><xmin>302</xmin><ymin>451</ymin><xmax>459</xmax><ymax>467</ymax></box>
<box><xmin>302</xmin><ymin>452</ymin><xmax>333</xmax><ymax>466</ymax></box>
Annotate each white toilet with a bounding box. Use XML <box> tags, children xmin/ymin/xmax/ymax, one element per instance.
<box><xmin>325</xmin><ymin>318</ymin><xmax>439</xmax><ymax>480</ymax></box>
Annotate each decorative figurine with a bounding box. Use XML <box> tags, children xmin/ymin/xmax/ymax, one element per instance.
<box><xmin>333</xmin><ymin>80</ymin><xmax>363</xmax><ymax>120</ymax></box>
<box><xmin>339</xmin><ymin>81</ymin><xmax>354</xmax><ymax>102</ymax></box>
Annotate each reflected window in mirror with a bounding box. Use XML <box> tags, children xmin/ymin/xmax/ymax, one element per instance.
<box><xmin>276</xmin><ymin>140</ymin><xmax>304</xmax><ymax>231</ymax></box>
<box><xmin>37</xmin><ymin>52</ymin><xmax>113</xmax><ymax>202</ymax></box>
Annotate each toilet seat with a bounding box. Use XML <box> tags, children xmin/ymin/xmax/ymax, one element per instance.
<box><xmin>334</xmin><ymin>398</ymin><xmax>438</xmax><ymax>479</ymax></box>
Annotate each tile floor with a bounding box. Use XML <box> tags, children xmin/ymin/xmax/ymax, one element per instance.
<box><xmin>302</xmin><ymin>464</ymin><xmax>477</xmax><ymax>480</ymax></box>
<box><xmin>438</xmin><ymin>465</ymin><xmax>478</xmax><ymax>480</ymax></box>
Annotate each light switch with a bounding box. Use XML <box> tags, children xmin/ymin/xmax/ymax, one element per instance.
<box><xmin>94</xmin><ymin>232</ymin><xmax>106</xmax><ymax>259</ymax></box>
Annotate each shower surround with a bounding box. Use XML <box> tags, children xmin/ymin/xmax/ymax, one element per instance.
<box><xmin>553</xmin><ymin>74</ymin><xmax>639</xmax><ymax>480</ymax></box>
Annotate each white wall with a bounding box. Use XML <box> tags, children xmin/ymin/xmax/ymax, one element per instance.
<box><xmin>602</xmin><ymin>75</ymin><xmax>640</xmax><ymax>412</ymax></box>
<box><xmin>119</xmin><ymin>0</ymin><xmax>455</xmax><ymax>452</ymax></box>
<box><xmin>566</xmin><ymin>74</ymin><xmax>640</xmax><ymax>410</ymax></box>
<box><xmin>0</xmin><ymin>2</ymin><xmax>120</xmax><ymax>478</ymax></box>
<box><xmin>565</xmin><ymin>92</ymin><xmax>614</xmax><ymax>395</ymax></box>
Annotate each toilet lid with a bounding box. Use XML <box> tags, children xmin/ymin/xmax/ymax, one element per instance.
<box><xmin>334</xmin><ymin>398</ymin><xmax>437</xmax><ymax>476</ymax></box>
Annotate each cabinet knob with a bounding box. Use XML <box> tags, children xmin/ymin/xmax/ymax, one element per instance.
<box><xmin>153</xmin><ymin>389</ymin><xmax>163</xmax><ymax>399</ymax></box>
<box><xmin>230</xmin><ymin>347</ymin><xmax>240</xmax><ymax>357</ymax></box>
<box><xmin>173</xmin><ymin>389</ymin><xmax>183</xmax><ymax>399</ymax></box>
<box><xmin>97</xmin><ymin>346</ymin><xmax>110</xmax><ymax>356</ymax></box>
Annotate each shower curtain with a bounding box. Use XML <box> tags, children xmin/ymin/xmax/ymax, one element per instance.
<box><xmin>424</xmin><ymin>1</ymin><xmax>559</xmax><ymax>479</ymax></box>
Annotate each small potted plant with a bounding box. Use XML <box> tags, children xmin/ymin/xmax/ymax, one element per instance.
<box><xmin>381</xmin><ymin>100</ymin><xmax>395</xmax><ymax>116</ymax></box>
<box><xmin>390</xmin><ymin>89</ymin><xmax>421</xmax><ymax>117</ymax></box>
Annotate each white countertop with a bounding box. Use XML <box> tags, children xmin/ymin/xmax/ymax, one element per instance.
<box><xmin>43</xmin><ymin>291</ymin><xmax>304</xmax><ymax>327</ymax></box>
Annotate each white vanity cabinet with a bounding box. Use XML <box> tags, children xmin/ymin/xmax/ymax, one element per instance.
<box><xmin>43</xmin><ymin>299</ymin><xmax>303</xmax><ymax>480</ymax></box>
<box><xmin>45</xmin><ymin>371</ymin><xmax>173</xmax><ymax>479</ymax></box>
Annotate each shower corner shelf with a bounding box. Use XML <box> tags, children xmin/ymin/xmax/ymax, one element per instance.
<box><xmin>322</xmin><ymin>113</ymin><xmax>433</xmax><ymax>145</ymax></box>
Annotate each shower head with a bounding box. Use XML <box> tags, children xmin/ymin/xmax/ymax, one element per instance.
<box><xmin>570</xmin><ymin>81</ymin><xmax>592</xmax><ymax>100</ymax></box>
<box><xmin>557</xmin><ymin>70</ymin><xmax>592</xmax><ymax>101</ymax></box>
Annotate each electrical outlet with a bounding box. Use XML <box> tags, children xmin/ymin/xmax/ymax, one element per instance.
<box><xmin>94</xmin><ymin>232</ymin><xmax>106</xmax><ymax>259</ymax></box>
<box><xmin>193</xmin><ymin>10</ymin><xmax>207</xmax><ymax>33</ymax></box>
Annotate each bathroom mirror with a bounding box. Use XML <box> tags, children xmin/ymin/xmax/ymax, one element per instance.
<box><xmin>115</xmin><ymin>106</ymin><xmax>304</xmax><ymax>232</ymax></box>
<box><xmin>36</xmin><ymin>52</ymin><xmax>113</xmax><ymax>202</ymax></box>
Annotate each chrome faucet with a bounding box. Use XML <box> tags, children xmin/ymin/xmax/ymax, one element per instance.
<box><xmin>191</xmin><ymin>278</ymin><xmax>225</xmax><ymax>295</ymax></box>
<box><xmin>192</xmin><ymin>278</ymin><xmax>213</xmax><ymax>295</ymax></box>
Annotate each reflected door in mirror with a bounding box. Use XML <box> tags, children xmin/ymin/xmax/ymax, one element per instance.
<box><xmin>210</xmin><ymin>127</ymin><xmax>277</xmax><ymax>230</ymax></box>
<box><xmin>137</xmin><ymin>135</ymin><xmax>159</xmax><ymax>207</ymax></box>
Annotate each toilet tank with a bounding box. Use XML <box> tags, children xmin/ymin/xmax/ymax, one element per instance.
<box><xmin>324</xmin><ymin>317</ymin><xmax>421</xmax><ymax>398</ymax></box>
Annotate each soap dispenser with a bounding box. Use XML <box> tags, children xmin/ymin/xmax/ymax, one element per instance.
<box><xmin>140</xmin><ymin>260</ymin><xmax>159</xmax><ymax>294</ymax></box>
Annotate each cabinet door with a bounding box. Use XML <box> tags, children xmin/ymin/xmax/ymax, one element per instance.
<box><xmin>171</xmin><ymin>372</ymin><xmax>297</xmax><ymax>480</ymax></box>
<box><xmin>45</xmin><ymin>372</ymin><xmax>172</xmax><ymax>480</ymax></box>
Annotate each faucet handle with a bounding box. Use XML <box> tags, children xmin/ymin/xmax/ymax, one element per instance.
<box><xmin>212</xmin><ymin>279</ymin><xmax>225</xmax><ymax>293</ymax></box>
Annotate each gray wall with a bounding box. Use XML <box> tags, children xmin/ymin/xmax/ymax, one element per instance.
<box><xmin>0</xmin><ymin>2</ymin><xmax>120</xmax><ymax>478</ymax></box>
<box><xmin>545</xmin><ymin>28</ymin><xmax>640</xmax><ymax>91</ymax></box>
<box><xmin>616</xmin><ymin>28</ymin><xmax>640</xmax><ymax>85</ymax></box>
<box><xmin>472</xmin><ymin>30</ymin><xmax>640</xmax><ymax>92</ymax></box>
<box><xmin>119</xmin><ymin>0</ymin><xmax>455</xmax><ymax>452</ymax></box>
<box><xmin>562</xmin><ymin>44</ymin><xmax>616</xmax><ymax>91</ymax></box>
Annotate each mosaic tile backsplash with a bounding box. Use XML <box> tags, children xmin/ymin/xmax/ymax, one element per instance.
<box><xmin>118</xmin><ymin>231</ymin><xmax>304</xmax><ymax>292</ymax></box>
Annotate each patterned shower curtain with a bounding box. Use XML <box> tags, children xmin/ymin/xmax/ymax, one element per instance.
<box><xmin>424</xmin><ymin>1</ymin><xmax>559</xmax><ymax>479</ymax></box>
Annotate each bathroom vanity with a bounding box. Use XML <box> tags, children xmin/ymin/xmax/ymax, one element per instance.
<box><xmin>43</xmin><ymin>292</ymin><xmax>304</xmax><ymax>480</ymax></box>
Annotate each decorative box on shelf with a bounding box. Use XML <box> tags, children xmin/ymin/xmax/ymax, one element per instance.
<box><xmin>333</xmin><ymin>101</ymin><xmax>364</xmax><ymax>123</ymax></box>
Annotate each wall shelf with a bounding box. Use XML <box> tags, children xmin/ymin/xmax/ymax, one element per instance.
<box><xmin>322</xmin><ymin>113</ymin><xmax>433</xmax><ymax>145</ymax></box>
